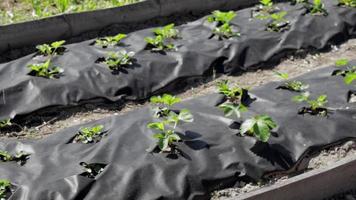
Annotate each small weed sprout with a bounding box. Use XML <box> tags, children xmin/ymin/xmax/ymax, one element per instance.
<box><xmin>0</xmin><ymin>119</ymin><xmax>11</xmax><ymax>129</ymax></box>
<box><xmin>207</xmin><ymin>10</ymin><xmax>240</xmax><ymax>39</ymax></box>
<box><xmin>102</xmin><ymin>50</ymin><xmax>135</xmax><ymax>70</ymax></box>
<box><xmin>74</xmin><ymin>125</ymin><xmax>105</xmax><ymax>144</ymax></box>
<box><xmin>240</xmin><ymin>115</ymin><xmax>277</xmax><ymax>142</ymax></box>
<box><xmin>147</xmin><ymin>109</ymin><xmax>193</xmax><ymax>153</ymax></box>
<box><xmin>266</xmin><ymin>11</ymin><xmax>291</xmax><ymax>32</ymax></box>
<box><xmin>36</xmin><ymin>40</ymin><xmax>66</xmax><ymax>56</ymax></box>
<box><xmin>95</xmin><ymin>33</ymin><xmax>127</xmax><ymax>48</ymax></box>
<box><xmin>145</xmin><ymin>24</ymin><xmax>179</xmax><ymax>52</ymax></box>
<box><xmin>344</xmin><ymin>72</ymin><xmax>356</xmax><ymax>85</ymax></box>
<box><xmin>253</xmin><ymin>0</ymin><xmax>279</xmax><ymax>19</ymax></box>
<box><xmin>217</xmin><ymin>80</ymin><xmax>250</xmax><ymax>119</ymax></box>
<box><xmin>308</xmin><ymin>0</ymin><xmax>328</xmax><ymax>16</ymax></box>
<box><xmin>27</xmin><ymin>59</ymin><xmax>63</xmax><ymax>79</ymax></box>
<box><xmin>150</xmin><ymin>94</ymin><xmax>181</xmax><ymax>118</ymax></box>
<box><xmin>0</xmin><ymin>179</ymin><xmax>11</xmax><ymax>200</ymax></box>
<box><xmin>274</xmin><ymin>71</ymin><xmax>309</xmax><ymax>92</ymax></box>
<box><xmin>338</xmin><ymin>0</ymin><xmax>356</xmax><ymax>7</ymax></box>
<box><xmin>293</xmin><ymin>92</ymin><xmax>328</xmax><ymax>116</ymax></box>
<box><xmin>0</xmin><ymin>150</ymin><xmax>30</xmax><ymax>166</ymax></box>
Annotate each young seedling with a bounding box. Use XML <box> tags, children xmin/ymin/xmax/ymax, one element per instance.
<box><xmin>266</xmin><ymin>11</ymin><xmax>291</xmax><ymax>32</ymax></box>
<box><xmin>147</xmin><ymin>109</ymin><xmax>193</xmax><ymax>153</ymax></box>
<box><xmin>79</xmin><ymin>162</ymin><xmax>106</xmax><ymax>179</ymax></box>
<box><xmin>27</xmin><ymin>59</ymin><xmax>63</xmax><ymax>79</ymax></box>
<box><xmin>307</xmin><ymin>0</ymin><xmax>328</xmax><ymax>16</ymax></box>
<box><xmin>73</xmin><ymin>125</ymin><xmax>105</xmax><ymax>144</ymax></box>
<box><xmin>252</xmin><ymin>0</ymin><xmax>279</xmax><ymax>19</ymax></box>
<box><xmin>36</xmin><ymin>40</ymin><xmax>66</xmax><ymax>56</ymax></box>
<box><xmin>293</xmin><ymin>92</ymin><xmax>328</xmax><ymax>116</ymax></box>
<box><xmin>102</xmin><ymin>50</ymin><xmax>135</xmax><ymax>71</ymax></box>
<box><xmin>153</xmin><ymin>23</ymin><xmax>179</xmax><ymax>39</ymax></box>
<box><xmin>274</xmin><ymin>71</ymin><xmax>309</xmax><ymax>92</ymax></box>
<box><xmin>0</xmin><ymin>150</ymin><xmax>30</xmax><ymax>166</ymax></box>
<box><xmin>240</xmin><ymin>115</ymin><xmax>277</xmax><ymax>142</ymax></box>
<box><xmin>145</xmin><ymin>24</ymin><xmax>179</xmax><ymax>52</ymax></box>
<box><xmin>95</xmin><ymin>33</ymin><xmax>127</xmax><ymax>48</ymax></box>
<box><xmin>0</xmin><ymin>119</ymin><xmax>11</xmax><ymax>129</ymax></box>
<box><xmin>217</xmin><ymin>80</ymin><xmax>251</xmax><ymax>119</ymax></box>
<box><xmin>207</xmin><ymin>10</ymin><xmax>240</xmax><ymax>39</ymax></box>
<box><xmin>338</xmin><ymin>0</ymin><xmax>356</xmax><ymax>7</ymax></box>
<box><xmin>144</xmin><ymin>35</ymin><xmax>176</xmax><ymax>52</ymax></box>
<box><xmin>150</xmin><ymin>94</ymin><xmax>181</xmax><ymax>118</ymax></box>
<box><xmin>344</xmin><ymin>72</ymin><xmax>356</xmax><ymax>85</ymax></box>
<box><xmin>332</xmin><ymin>59</ymin><xmax>356</xmax><ymax>84</ymax></box>
<box><xmin>0</xmin><ymin>179</ymin><xmax>11</xmax><ymax>200</ymax></box>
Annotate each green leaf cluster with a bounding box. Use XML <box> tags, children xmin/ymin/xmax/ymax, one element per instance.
<box><xmin>293</xmin><ymin>92</ymin><xmax>328</xmax><ymax>114</ymax></box>
<box><xmin>0</xmin><ymin>179</ymin><xmax>11</xmax><ymax>200</ymax></box>
<box><xmin>95</xmin><ymin>33</ymin><xmax>127</xmax><ymax>48</ymax></box>
<box><xmin>309</xmin><ymin>0</ymin><xmax>328</xmax><ymax>15</ymax></box>
<box><xmin>240</xmin><ymin>115</ymin><xmax>277</xmax><ymax>142</ymax></box>
<box><xmin>338</xmin><ymin>0</ymin><xmax>356</xmax><ymax>7</ymax></box>
<box><xmin>0</xmin><ymin>119</ymin><xmax>11</xmax><ymax>129</ymax></box>
<box><xmin>0</xmin><ymin>150</ymin><xmax>30</xmax><ymax>166</ymax></box>
<box><xmin>150</xmin><ymin>94</ymin><xmax>181</xmax><ymax>118</ymax></box>
<box><xmin>147</xmin><ymin>109</ymin><xmax>193</xmax><ymax>152</ymax></box>
<box><xmin>103</xmin><ymin>50</ymin><xmax>135</xmax><ymax>70</ymax></box>
<box><xmin>75</xmin><ymin>125</ymin><xmax>105</xmax><ymax>144</ymax></box>
<box><xmin>275</xmin><ymin>71</ymin><xmax>309</xmax><ymax>92</ymax></box>
<box><xmin>145</xmin><ymin>24</ymin><xmax>178</xmax><ymax>52</ymax></box>
<box><xmin>217</xmin><ymin>80</ymin><xmax>250</xmax><ymax>119</ymax></box>
<box><xmin>207</xmin><ymin>11</ymin><xmax>240</xmax><ymax>39</ymax></box>
<box><xmin>266</xmin><ymin>11</ymin><xmax>291</xmax><ymax>32</ymax></box>
<box><xmin>36</xmin><ymin>40</ymin><xmax>66</xmax><ymax>56</ymax></box>
<box><xmin>27</xmin><ymin>59</ymin><xmax>63</xmax><ymax>78</ymax></box>
<box><xmin>333</xmin><ymin>59</ymin><xmax>356</xmax><ymax>85</ymax></box>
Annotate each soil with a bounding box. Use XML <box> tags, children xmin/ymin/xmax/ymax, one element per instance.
<box><xmin>210</xmin><ymin>140</ymin><xmax>356</xmax><ymax>200</ymax></box>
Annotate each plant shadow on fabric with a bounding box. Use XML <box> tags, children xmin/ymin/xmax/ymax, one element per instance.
<box><xmin>250</xmin><ymin>141</ymin><xmax>294</xmax><ymax>170</ymax></box>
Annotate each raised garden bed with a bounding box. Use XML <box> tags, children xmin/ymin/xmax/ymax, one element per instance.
<box><xmin>0</xmin><ymin>0</ymin><xmax>355</xmax><ymax>199</ymax></box>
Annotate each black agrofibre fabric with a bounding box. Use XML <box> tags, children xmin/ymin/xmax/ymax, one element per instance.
<box><xmin>0</xmin><ymin>1</ymin><xmax>355</xmax><ymax>120</ymax></box>
<box><xmin>1</xmin><ymin>62</ymin><xmax>356</xmax><ymax>200</ymax></box>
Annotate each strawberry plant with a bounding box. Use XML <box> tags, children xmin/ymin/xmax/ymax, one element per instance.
<box><xmin>80</xmin><ymin>162</ymin><xmax>106</xmax><ymax>179</ymax></box>
<box><xmin>266</xmin><ymin>11</ymin><xmax>291</xmax><ymax>32</ymax></box>
<box><xmin>332</xmin><ymin>59</ymin><xmax>356</xmax><ymax>84</ymax></box>
<box><xmin>27</xmin><ymin>59</ymin><xmax>63</xmax><ymax>78</ymax></box>
<box><xmin>147</xmin><ymin>109</ymin><xmax>193</xmax><ymax>153</ymax></box>
<box><xmin>0</xmin><ymin>150</ymin><xmax>30</xmax><ymax>166</ymax></box>
<box><xmin>102</xmin><ymin>50</ymin><xmax>135</xmax><ymax>71</ymax></box>
<box><xmin>217</xmin><ymin>80</ymin><xmax>251</xmax><ymax>119</ymax></box>
<box><xmin>338</xmin><ymin>0</ymin><xmax>356</xmax><ymax>7</ymax></box>
<box><xmin>95</xmin><ymin>33</ymin><xmax>127</xmax><ymax>48</ymax></box>
<box><xmin>207</xmin><ymin>10</ymin><xmax>240</xmax><ymax>39</ymax></box>
<box><xmin>275</xmin><ymin>71</ymin><xmax>309</xmax><ymax>92</ymax></box>
<box><xmin>153</xmin><ymin>23</ymin><xmax>179</xmax><ymax>39</ymax></box>
<box><xmin>293</xmin><ymin>92</ymin><xmax>328</xmax><ymax>116</ymax></box>
<box><xmin>150</xmin><ymin>94</ymin><xmax>181</xmax><ymax>118</ymax></box>
<box><xmin>145</xmin><ymin>24</ymin><xmax>179</xmax><ymax>52</ymax></box>
<box><xmin>36</xmin><ymin>40</ymin><xmax>66</xmax><ymax>56</ymax></box>
<box><xmin>240</xmin><ymin>115</ymin><xmax>277</xmax><ymax>142</ymax></box>
<box><xmin>0</xmin><ymin>119</ymin><xmax>11</xmax><ymax>129</ymax></box>
<box><xmin>73</xmin><ymin>125</ymin><xmax>105</xmax><ymax>143</ymax></box>
<box><xmin>145</xmin><ymin>35</ymin><xmax>176</xmax><ymax>52</ymax></box>
<box><xmin>252</xmin><ymin>0</ymin><xmax>279</xmax><ymax>19</ymax></box>
<box><xmin>344</xmin><ymin>72</ymin><xmax>356</xmax><ymax>85</ymax></box>
<box><xmin>0</xmin><ymin>179</ymin><xmax>11</xmax><ymax>200</ymax></box>
<box><xmin>306</xmin><ymin>0</ymin><xmax>328</xmax><ymax>16</ymax></box>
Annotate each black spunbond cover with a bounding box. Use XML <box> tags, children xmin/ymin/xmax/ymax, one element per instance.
<box><xmin>1</xmin><ymin>62</ymin><xmax>355</xmax><ymax>200</ymax></box>
<box><xmin>0</xmin><ymin>1</ymin><xmax>355</xmax><ymax>120</ymax></box>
